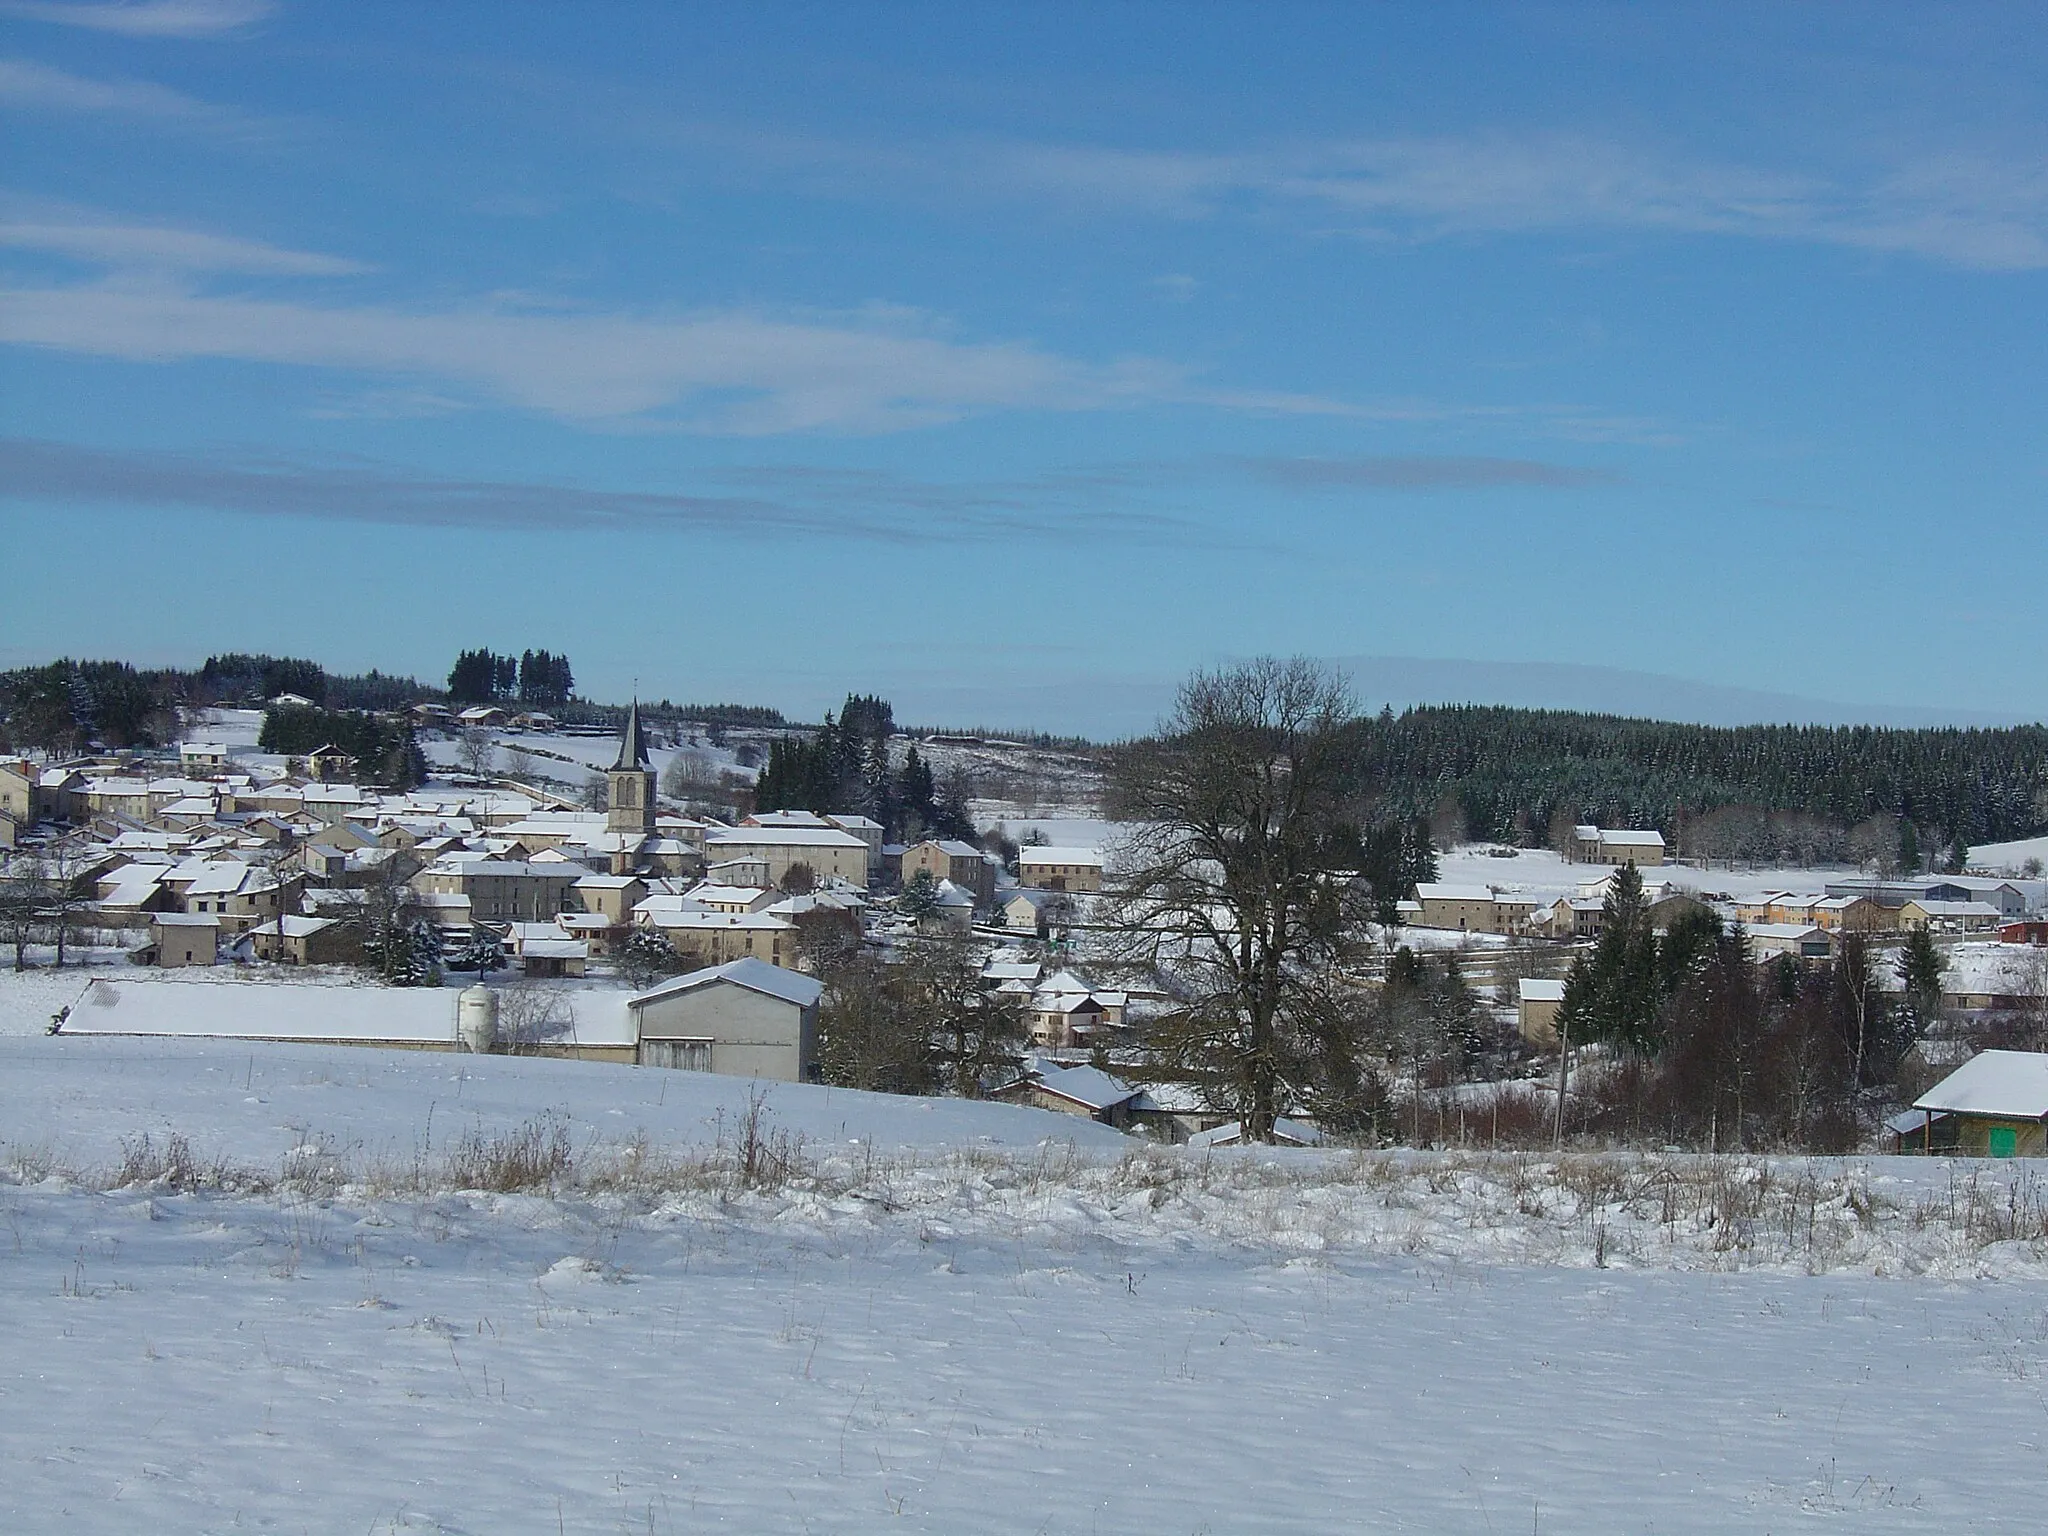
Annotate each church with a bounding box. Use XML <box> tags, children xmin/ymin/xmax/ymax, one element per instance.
<box><xmin>589</xmin><ymin>703</ymin><xmax>699</xmax><ymax>878</ymax></box>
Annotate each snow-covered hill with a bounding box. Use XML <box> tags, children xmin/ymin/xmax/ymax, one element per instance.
<box><xmin>2</xmin><ymin>1035</ymin><xmax>2044</xmax><ymax>1532</ymax></box>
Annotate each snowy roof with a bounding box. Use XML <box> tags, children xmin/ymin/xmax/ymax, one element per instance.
<box><xmin>518</xmin><ymin>939</ymin><xmax>588</xmax><ymax>960</ymax></box>
<box><xmin>1906</xmin><ymin>901</ymin><xmax>2003</xmax><ymax>918</ymax></box>
<box><xmin>1518</xmin><ymin>979</ymin><xmax>1566</xmax><ymax>1002</ymax></box>
<box><xmin>152</xmin><ymin>912</ymin><xmax>220</xmax><ymax>928</ymax></box>
<box><xmin>1600</xmin><ymin>830</ymin><xmax>1666</xmax><ymax>847</ymax></box>
<box><xmin>249</xmin><ymin>915</ymin><xmax>341</xmax><ymax>938</ymax></box>
<box><xmin>746</xmin><ymin>810</ymin><xmax>832</xmax><ymax>828</ymax></box>
<box><xmin>1018</xmin><ymin>846</ymin><xmax>1103</xmax><ymax>867</ymax></box>
<box><xmin>648</xmin><ymin>911</ymin><xmax>791</xmax><ymax>932</ymax></box>
<box><xmin>1003</xmin><ymin>888</ymin><xmax>1067</xmax><ymax>909</ymax></box>
<box><xmin>58</xmin><ymin>977</ymin><xmax>636</xmax><ymax>1046</ymax></box>
<box><xmin>422</xmin><ymin>856</ymin><xmax>581</xmax><ymax>880</ymax></box>
<box><xmin>1914</xmin><ymin>1050</ymin><xmax>2048</xmax><ymax>1120</ymax></box>
<box><xmin>685</xmin><ymin>883</ymin><xmax>772</xmax><ymax>905</ymax></box>
<box><xmin>913</xmin><ymin>839</ymin><xmax>984</xmax><ymax>859</ymax></box>
<box><xmin>629</xmin><ymin>956</ymin><xmax>823</xmax><ymax>1011</ymax></box>
<box><xmin>1187</xmin><ymin>1118</ymin><xmax>1323</xmax><ymax>1148</ymax></box>
<box><xmin>706</xmin><ymin>827</ymin><xmax>865</xmax><ymax>849</ymax></box>
<box><xmin>1414</xmin><ymin>883</ymin><xmax>1496</xmax><ymax>903</ymax></box>
<box><xmin>1743</xmin><ymin>922</ymin><xmax>1828</xmax><ymax>940</ymax></box>
<box><xmin>933</xmin><ymin>879</ymin><xmax>975</xmax><ymax>908</ymax></box>
<box><xmin>1031</xmin><ymin>1064</ymin><xmax>1143</xmax><ymax>1112</ymax></box>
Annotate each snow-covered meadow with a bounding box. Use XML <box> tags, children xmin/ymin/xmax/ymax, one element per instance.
<box><xmin>3</xmin><ymin>1035</ymin><xmax>2045</xmax><ymax>1533</ymax></box>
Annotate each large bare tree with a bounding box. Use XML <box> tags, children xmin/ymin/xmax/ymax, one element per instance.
<box><xmin>1106</xmin><ymin>657</ymin><xmax>1369</xmax><ymax>1141</ymax></box>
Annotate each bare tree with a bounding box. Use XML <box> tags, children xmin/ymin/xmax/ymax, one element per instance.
<box><xmin>1106</xmin><ymin>657</ymin><xmax>1368</xmax><ymax>1141</ymax></box>
<box><xmin>900</xmin><ymin>937</ymin><xmax>1027</xmax><ymax>1098</ymax></box>
<box><xmin>496</xmin><ymin>980</ymin><xmax>575</xmax><ymax>1053</ymax></box>
<box><xmin>330</xmin><ymin>852</ymin><xmax>428</xmax><ymax>982</ymax></box>
<box><xmin>0</xmin><ymin>853</ymin><xmax>50</xmax><ymax>971</ymax></box>
<box><xmin>39</xmin><ymin>835</ymin><xmax>97</xmax><ymax>967</ymax></box>
<box><xmin>458</xmin><ymin>728</ymin><xmax>497</xmax><ymax>779</ymax></box>
<box><xmin>661</xmin><ymin>747</ymin><xmax>716</xmax><ymax>800</ymax></box>
<box><xmin>816</xmin><ymin>954</ymin><xmax>933</xmax><ymax>1095</ymax></box>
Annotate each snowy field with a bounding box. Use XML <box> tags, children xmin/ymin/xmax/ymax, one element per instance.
<box><xmin>4</xmin><ymin>1036</ymin><xmax>2046</xmax><ymax>1533</ymax></box>
<box><xmin>1976</xmin><ymin>833</ymin><xmax>2048</xmax><ymax>876</ymax></box>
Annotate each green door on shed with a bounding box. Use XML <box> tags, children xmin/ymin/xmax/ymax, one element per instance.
<box><xmin>1987</xmin><ymin>1125</ymin><xmax>2017</xmax><ymax>1159</ymax></box>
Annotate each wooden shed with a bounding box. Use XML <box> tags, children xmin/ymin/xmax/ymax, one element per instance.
<box><xmin>1907</xmin><ymin>1050</ymin><xmax>2048</xmax><ymax>1158</ymax></box>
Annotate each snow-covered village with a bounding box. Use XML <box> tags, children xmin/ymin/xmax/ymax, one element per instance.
<box><xmin>6</xmin><ymin>5</ymin><xmax>2048</xmax><ymax>1533</ymax></box>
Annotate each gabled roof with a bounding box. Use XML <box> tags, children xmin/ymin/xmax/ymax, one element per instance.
<box><xmin>1414</xmin><ymin>883</ymin><xmax>1496</xmax><ymax>903</ymax></box>
<box><xmin>629</xmin><ymin>955</ymin><xmax>823</xmax><ymax>1010</ymax></box>
<box><xmin>1915</xmin><ymin>1050</ymin><xmax>2048</xmax><ymax>1120</ymax></box>
<box><xmin>1018</xmin><ymin>846</ymin><xmax>1103</xmax><ymax>867</ymax></box>
<box><xmin>1030</xmin><ymin>1063</ymin><xmax>1143</xmax><ymax>1112</ymax></box>
<box><xmin>705</xmin><ymin>826</ymin><xmax>865</xmax><ymax>849</ymax></box>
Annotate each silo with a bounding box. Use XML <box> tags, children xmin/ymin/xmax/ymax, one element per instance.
<box><xmin>456</xmin><ymin>984</ymin><xmax>498</xmax><ymax>1054</ymax></box>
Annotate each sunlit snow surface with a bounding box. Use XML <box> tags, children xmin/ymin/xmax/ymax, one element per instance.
<box><xmin>2</xmin><ymin>1037</ymin><xmax>2043</xmax><ymax>1533</ymax></box>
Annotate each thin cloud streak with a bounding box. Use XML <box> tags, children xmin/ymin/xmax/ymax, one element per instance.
<box><xmin>0</xmin><ymin>0</ymin><xmax>274</xmax><ymax>35</ymax></box>
<box><xmin>0</xmin><ymin>215</ymin><xmax>368</xmax><ymax>275</ymax></box>
<box><xmin>685</xmin><ymin>119</ymin><xmax>2048</xmax><ymax>273</ymax></box>
<box><xmin>1242</xmin><ymin>454</ymin><xmax>1625</xmax><ymax>490</ymax></box>
<box><xmin>996</xmin><ymin>133</ymin><xmax>2048</xmax><ymax>272</ymax></box>
<box><xmin>0</xmin><ymin>437</ymin><xmax>1213</xmax><ymax>546</ymax></box>
<box><xmin>0</xmin><ymin>56</ymin><xmax>224</xmax><ymax>117</ymax></box>
<box><xmin>0</xmin><ymin>277</ymin><xmax>1413</xmax><ymax>433</ymax></box>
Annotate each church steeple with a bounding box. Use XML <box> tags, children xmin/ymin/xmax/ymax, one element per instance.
<box><xmin>611</xmin><ymin>699</ymin><xmax>650</xmax><ymax>772</ymax></box>
<box><xmin>606</xmin><ymin>700</ymin><xmax>656</xmax><ymax>840</ymax></box>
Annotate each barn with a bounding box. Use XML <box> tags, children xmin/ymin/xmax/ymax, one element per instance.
<box><xmin>627</xmin><ymin>958</ymin><xmax>821</xmax><ymax>1082</ymax></box>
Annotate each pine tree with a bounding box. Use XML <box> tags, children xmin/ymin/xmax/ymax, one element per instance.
<box><xmin>1898</xmin><ymin>820</ymin><xmax>1921</xmax><ymax>874</ymax></box>
<box><xmin>396</xmin><ymin>920</ymin><xmax>442</xmax><ymax>987</ymax></box>
<box><xmin>898</xmin><ymin>867</ymin><xmax>941</xmax><ymax>920</ymax></box>
<box><xmin>1565</xmin><ymin>864</ymin><xmax>1666</xmax><ymax>1055</ymax></box>
<box><xmin>622</xmin><ymin>926</ymin><xmax>684</xmax><ymax>989</ymax></box>
<box><xmin>1895</xmin><ymin>926</ymin><xmax>1945</xmax><ymax>1040</ymax></box>
<box><xmin>453</xmin><ymin>928</ymin><xmax>505</xmax><ymax>977</ymax></box>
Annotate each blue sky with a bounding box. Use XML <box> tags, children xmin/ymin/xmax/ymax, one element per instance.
<box><xmin>2</xmin><ymin>1</ymin><xmax>2044</xmax><ymax>735</ymax></box>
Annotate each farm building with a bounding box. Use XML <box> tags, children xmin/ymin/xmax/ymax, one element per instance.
<box><xmin>626</xmin><ymin>957</ymin><xmax>821</xmax><ymax>1081</ymax></box>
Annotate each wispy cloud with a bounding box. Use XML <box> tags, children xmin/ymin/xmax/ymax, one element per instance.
<box><xmin>0</xmin><ymin>437</ymin><xmax>1210</xmax><ymax>546</ymax></box>
<box><xmin>1241</xmin><ymin>454</ymin><xmax>1625</xmax><ymax>490</ymax></box>
<box><xmin>0</xmin><ymin>55</ymin><xmax>224</xmax><ymax>117</ymax></box>
<box><xmin>0</xmin><ymin>212</ymin><xmax>367</xmax><ymax>275</ymax></box>
<box><xmin>987</xmin><ymin>132</ymin><xmax>2048</xmax><ymax>272</ymax></box>
<box><xmin>0</xmin><ymin>0</ymin><xmax>275</xmax><ymax>37</ymax></box>
<box><xmin>678</xmin><ymin>119</ymin><xmax>2048</xmax><ymax>274</ymax></box>
<box><xmin>0</xmin><ymin>283</ymin><xmax>1191</xmax><ymax>431</ymax></box>
<box><xmin>0</xmin><ymin>207</ymin><xmax>1388</xmax><ymax>433</ymax></box>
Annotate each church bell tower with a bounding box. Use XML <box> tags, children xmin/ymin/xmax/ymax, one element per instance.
<box><xmin>607</xmin><ymin>700</ymin><xmax>656</xmax><ymax>838</ymax></box>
